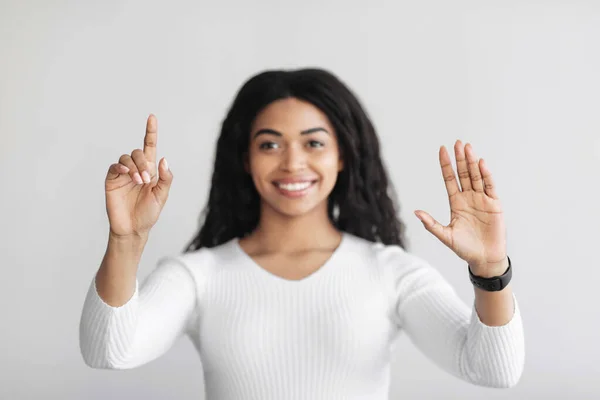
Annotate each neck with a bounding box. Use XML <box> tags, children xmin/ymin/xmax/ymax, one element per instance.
<box><xmin>250</xmin><ymin>203</ymin><xmax>341</xmax><ymax>253</ymax></box>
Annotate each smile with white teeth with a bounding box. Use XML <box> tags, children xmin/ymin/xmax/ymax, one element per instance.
<box><xmin>275</xmin><ymin>181</ymin><xmax>314</xmax><ymax>191</ymax></box>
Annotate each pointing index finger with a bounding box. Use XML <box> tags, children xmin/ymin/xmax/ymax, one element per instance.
<box><xmin>144</xmin><ymin>114</ymin><xmax>158</xmax><ymax>163</ymax></box>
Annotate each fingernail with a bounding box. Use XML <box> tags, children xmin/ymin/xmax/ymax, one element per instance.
<box><xmin>163</xmin><ymin>158</ymin><xmax>169</xmax><ymax>170</ymax></box>
<box><xmin>134</xmin><ymin>172</ymin><xmax>143</xmax><ymax>184</ymax></box>
<box><xmin>142</xmin><ymin>171</ymin><xmax>151</xmax><ymax>183</ymax></box>
<box><xmin>414</xmin><ymin>211</ymin><xmax>424</xmax><ymax>222</ymax></box>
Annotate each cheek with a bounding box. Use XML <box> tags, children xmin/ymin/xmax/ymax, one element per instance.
<box><xmin>315</xmin><ymin>151</ymin><xmax>341</xmax><ymax>175</ymax></box>
<box><xmin>248</xmin><ymin>153</ymin><xmax>275</xmax><ymax>180</ymax></box>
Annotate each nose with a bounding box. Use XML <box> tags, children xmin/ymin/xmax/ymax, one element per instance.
<box><xmin>280</xmin><ymin>144</ymin><xmax>307</xmax><ymax>172</ymax></box>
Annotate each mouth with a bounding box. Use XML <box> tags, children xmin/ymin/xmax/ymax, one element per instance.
<box><xmin>272</xmin><ymin>180</ymin><xmax>318</xmax><ymax>198</ymax></box>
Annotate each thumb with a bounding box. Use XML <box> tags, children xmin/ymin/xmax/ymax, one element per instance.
<box><xmin>153</xmin><ymin>157</ymin><xmax>173</xmax><ymax>205</ymax></box>
<box><xmin>414</xmin><ymin>210</ymin><xmax>451</xmax><ymax>247</ymax></box>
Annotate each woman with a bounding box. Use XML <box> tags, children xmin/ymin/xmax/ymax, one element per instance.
<box><xmin>79</xmin><ymin>69</ymin><xmax>524</xmax><ymax>399</ymax></box>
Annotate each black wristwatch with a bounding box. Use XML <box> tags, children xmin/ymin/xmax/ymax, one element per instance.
<box><xmin>468</xmin><ymin>256</ymin><xmax>512</xmax><ymax>292</ymax></box>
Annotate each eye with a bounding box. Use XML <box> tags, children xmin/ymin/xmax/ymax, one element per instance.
<box><xmin>259</xmin><ymin>142</ymin><xmax>279</xmax><ymax>150</ymax></box>
<box><xmin>308</xmin><ymin>140</ymin><xmax>324</xmax><ymax>148</ymax></box>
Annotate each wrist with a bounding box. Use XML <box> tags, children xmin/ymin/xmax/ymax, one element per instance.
<box><xmin>109</xmin><ymin>229</ymin><xmax>149</xmax><ymax>244</ymax></box>
<box><xmin>470</xmin><ymin>256</ymin><xmax>509</xmax><ymax>278</ymax></box>
<box><xmin>107</xmin><ymin>230</ymin><xmax>149</xmax><ymax>254</ymax></box>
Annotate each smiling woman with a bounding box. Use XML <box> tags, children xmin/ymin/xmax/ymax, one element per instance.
<box><xmin>183</xmin><ymin>69</ymin><xmax>405</xmax><ymax>251</ymax></box>
<box><xmin>245</xmin><ymin>98</ymin><xmax>344</xmax><ymax>218</ymax></box>
<box><xmin>79</xmin><ymin>68</ymin><xmax>524</xmax><ymax>399</ymax></box>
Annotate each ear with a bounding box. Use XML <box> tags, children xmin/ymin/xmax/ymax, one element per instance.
<box><xmin>337</xmin><ymin>156</ymin><xmax>344</xmax><ymax>172</ymax></box>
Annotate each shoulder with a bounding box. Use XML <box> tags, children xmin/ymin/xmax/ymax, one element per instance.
<box><xmin>344</xmin><ymin>232</ymin><xmax>424</xmax><ymax>270</ymax></box>
<box><xmin>344</xmin><ymin>232</ymin><xmax>446</xmax><ymax>289</ymax></box>
<box><xmin>155</xmin><ymin>237</ymin><xmax>239</xmax><ymax>292</ymax></box>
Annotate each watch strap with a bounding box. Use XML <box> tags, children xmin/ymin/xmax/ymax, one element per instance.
<box><xmin>468</xmin><ymin>256</ymin><xmax>512</xmax><ymax>292</ymax></box>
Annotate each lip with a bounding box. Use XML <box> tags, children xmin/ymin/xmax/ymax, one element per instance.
<box><xmin>272</xmin><ymin>180</ymin><xmax>318</xmax><ymax>198</ymax></box>
<box><xmin>273</xmin><ymin>177</ymin><xmax>319</xmax><ymax>184</ymax></box>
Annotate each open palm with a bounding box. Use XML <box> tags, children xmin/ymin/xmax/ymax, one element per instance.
<box><xmin>415</xmin><ymin>140</ymin><xmax>507</xmax><ymax>273</ymax></box>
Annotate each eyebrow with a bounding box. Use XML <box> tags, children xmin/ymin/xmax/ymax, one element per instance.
<box><xmin>253</xmin><ymin>127</ymin><xmax>330</xmax><ymax>139</ymax></box>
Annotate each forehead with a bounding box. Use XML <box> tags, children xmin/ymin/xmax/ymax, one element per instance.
<box><xmin>251</xmin><ymin>97</ymin><xmax>334</xmax><ymax>134</ymax></box>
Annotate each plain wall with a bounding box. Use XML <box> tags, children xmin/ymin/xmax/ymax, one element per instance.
<box><xmin>1</xmin><ymin>0</ymin><xmax>599</xmax><ymax>398</ymax></box>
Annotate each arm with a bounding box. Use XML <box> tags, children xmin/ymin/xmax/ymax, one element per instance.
<box><xmin>405</xmin><ymin>140</ymin><xmax>525</xmax><ymax>386</ymax></box>
<box><xmin>386</xmin><ymin>248</ymin><xmax>525</xmax><ymax>388</ymax></box>
<box><xmin>81</xmin><ymin>113</ymin><xmax>190</xmax><ymax>369</ymax></box>
<box><xmin>95</xmin><ymin>232</ymin><xmax>147</xmax><ymax>307</ymax></box>
<box><xmin>472</xmin><ymin>257</ymin><xmax>515</xmax><ymax>327</ymax></box>
<box><xmin>79</xmin><ymin>234</ymin><xmax>197</xmax><ymax>369</ymax></box>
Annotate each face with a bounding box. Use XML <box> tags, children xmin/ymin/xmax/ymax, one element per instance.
<box><xmin>246</xmin><ymin>97</ymin><xmax>344</xmax><ymax>218</ymax></box>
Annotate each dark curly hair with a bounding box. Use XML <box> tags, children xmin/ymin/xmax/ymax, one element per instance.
<box><xmin>184</xmin><ymin>68</ymin><xmax>407</xmax><ymax>252</ymax></box>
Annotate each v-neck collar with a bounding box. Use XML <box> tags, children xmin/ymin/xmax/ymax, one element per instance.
<box><xmin>231</xmin><ymin>232</ymin><xmax>349</xmax><ymax>284</ymax></box>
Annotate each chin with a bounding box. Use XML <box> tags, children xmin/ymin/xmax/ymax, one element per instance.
<box><xmin>262</xmin><ymin>194</ymin><xmax>331</xmax><ymax>219</ymax></box>
<box><xmin>269</xmin><ymin>201</ymin><xmax>323</xmax><ymax>218</ymax></box>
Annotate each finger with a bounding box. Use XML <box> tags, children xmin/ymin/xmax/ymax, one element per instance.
<box><xmin>454</xmin><ymin>140</ymin><xmax>471</xmax><ymax>192</ymax></box>
<box><xmin>143</xmin><ymin>114</ymin><xmax>158</xmax><ymax>164</ymax></box>
<box><xmin>131</xmin><ymin>149</ymin><xmax>151</xmax><ymax>184</ymax></box>
<box><xmin>119</xmin><ymin>154</ymin><xmax>143</xmax><ymax>185</ymax></box>
<box><xmin>439</xmin><ymin>146</ymin><xmax>460</xmax><ymax>199</ymax></box>
<box><xmin>465</xmin><ymin>143</ymin><xmax>484</xmax><ymax>193</ymax></box>
<box><xmin>480</xmin><ymin>158</ymin><xmax>499</xmax><ymax>199</ymax></box>
<box><xmin>152</xmin><ymin>157</ymin><xmax>173</xmax><ymax>205</ymax></box>
<box><xmin>414</xmin><ymin>210</ymin><xmax>452</xmax><ymax>248</ymax></box>
<box><xmin>106</xmin><ymin>163</ymin><xmax>130</xmax><ymax>180</ymax></box>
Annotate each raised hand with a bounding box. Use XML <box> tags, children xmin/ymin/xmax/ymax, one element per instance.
<box><xmin>414</xmin><ymin>140</ymin><xmax>508</xmax><ymax>277</ymax></box>
<box><xmin>105</xmin><ymin>114</ymin><xmax>173</xmax><ymax>238</ymax></box>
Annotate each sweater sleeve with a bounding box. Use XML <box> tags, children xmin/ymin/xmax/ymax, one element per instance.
<box><xmin>380</xmin><ymin>245</ymin><xmax>525</xmax><ymax>388</ymax></box>
<box><xmin>78</xmin><ymin>256</ymin><xmax>198</xmax><ymax>369</ymax></box>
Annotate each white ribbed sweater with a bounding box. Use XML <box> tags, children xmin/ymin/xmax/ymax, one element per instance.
<box><xmin>79</xmin><ymin>232</ymin><xmax>525</xmax><ymax>399</ymax></box>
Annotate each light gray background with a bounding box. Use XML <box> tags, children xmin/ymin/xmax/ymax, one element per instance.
<box><xmin>1</xmin><ymin>0</ymin><xmax>599</xmax><ymax>399</ymax></box>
